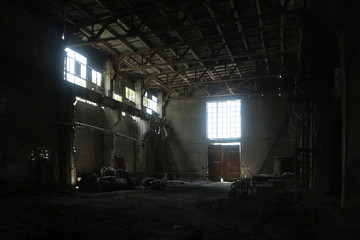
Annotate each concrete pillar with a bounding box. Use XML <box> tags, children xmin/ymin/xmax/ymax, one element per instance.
<box><xmin>157</xmin><ymin>90</ymin><xmax>163</xmax><ymax>117</ymax></box>
<box><xmin>135</xmin><ymin>78</ymin><xmax>142</xmax><ymax>110</ymax></box>
<box><xmin>103</xmin><ymin>59</ymin><xmax>115</xmax><ymax>167</ymax></box>
<box><xmin>104</xmin><ymin>59</ymin><xmax>114</xmax><ymax>97</ymax></box>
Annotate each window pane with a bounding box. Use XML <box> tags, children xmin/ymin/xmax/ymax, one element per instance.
<box><xmin>113</xmin><ymin>93</ymin><xmax>122</xmax><ymax>102</ymax></box>
<box><xmin>74</xmin><ymin>76</ymin><xmax>86</xmax><ymax>88</ymax></box>
<box><xmin>65</xmin><ymin>48</ymin><xmax>75</xmax><ymax>58</ymax></box>
<box><xmin>126</xmin><ymin>87</ymin><xmax>135</xmax><ymax>102</ymax></box>
<box><xmin>92</xmin><ymin>70</ymin><xmax>96</xmax><ymax>84</ymax></box>
<box><xmin>81</xmin><ymin>64</ymin><xmax>86</xmax><ymax>79</ymax></box>
<box><xmin>69</xmin><ymin>58</ymin><xmax>75</xmax><ymax>74</ymax></box>
<box><xmin>207</xmin><ymin>100</ymin><xmax>241</xmax><ymax>139</ymax></box>
<box><xmin>97</xmin><ymin>72</ymin><xmax>102</xmax><ymax>86</ymax></box>
<box><xmin>75</xmin><ymin>52</ymin><xmax>87</xmax><ymax>65</ymax></box>
<box><xmin>66</xmin><ymin>73</ymin><xmax>74</xmax><ymax>83</ymax></box>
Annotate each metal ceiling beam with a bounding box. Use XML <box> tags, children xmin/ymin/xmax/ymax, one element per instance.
<box><xmin>67</xmin><ymin>21</ymin><xmax>299</xmax><ymax>48</ymax></box>
<box><xmin>72</xmin><ymin>4</ymin><xmax>150</xmax><ymax>77</ymax></box>
<box><xmin>147</xmin><ymin>73</ymin><xmax>294</xmax><ymax>89</ymax></box>
<box><xmin>230</xmin><ymin>0</ymin><xmax>249</xmax><ymax>51</ymax></box>
<box><xmin>117</xmin><ymin>1</ymin><xmax>193</xmax><ymax>84</ymax></box>
<box><xmin>93</xmin><ymin>0</ymin><xmax>174</xmax><ymax>81</ymax></box>
<box><xmin>255</xmin><ymin>0</ymin><xmax>269</xmax><ymax>74</ymax></box>
<box><xmin>73</xmin><ymin>6</ymin><xmax>302</xmax><ymax>29</ymax></box>
<box><xmin>117</xmin><ymin>48</ymin><xmax>297</xmax><ymax>72</ymax></box>
<box><xmin>203</xmin><ymin>0</ymin><xmax>235</xmax><ymax>62</ymax></box>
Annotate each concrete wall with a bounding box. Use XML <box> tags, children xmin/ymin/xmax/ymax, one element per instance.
<box><xmin>241</xmin><ymin>96</ymin><xmax>292</xmax><ymax>177</ymax></box>
<box><xmin>73</xmin><ymin>102</ymin><xmax>158</xmax><ymax>178</ymax></box>
<box><xmin>0</xmin><ymin>2</ymin><xmax>73</xmax><ymax>184</ymax></box>
<box><xmin>344</xmin><ymin>2</ymin><xmax>360</xmax><ymax>207</ymax></box>
<box><xmin>74</xmin><ymin>102</ymin><xmax>104</xmax><ymax>176</ymax></box>
<box><xmin>164</xmin><ymin>98</ymin><xmax>207</xmax><ymax>176</ymax></box>
<box><xmin>164</xmin><ymin>95</ymin><xmax>293</xmax><ymax>179</ymax></box>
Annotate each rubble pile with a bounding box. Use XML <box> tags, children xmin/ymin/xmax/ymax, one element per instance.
<box><xmin>77</xmin><ymin>167</ymin><xmax>170</xmax><ymax>192</ymax></box>
<box><xmin>78</xmin><ymin>167</ymin><xmax>135</xmax><ymax>192</ymax></box>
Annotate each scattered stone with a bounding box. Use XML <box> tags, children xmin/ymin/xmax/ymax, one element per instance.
<box><xmin>100</xmin><ymin>166</ymin><xmax>116</xmax><ymax>177</ymax></box>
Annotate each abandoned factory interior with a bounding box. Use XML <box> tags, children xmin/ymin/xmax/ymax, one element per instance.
<box><xmin>0</xmin><ymin>0</ymin><xmax>358</xmax><ymax>239</ymax></box>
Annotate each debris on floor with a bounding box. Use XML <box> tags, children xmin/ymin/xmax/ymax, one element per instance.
<box><xmin>0</xmin><ymin>180</ymin><xmax>358</xmax><ymax>240</ymax></box>
<box><xmin>78</xmin><ymin>167</ymin><xmax>135</xmax><ymax>192</ymax></box>
<box><xmin>78</xmin><ymin>167</ymin><xmax>176</xmax><ymax>192</ymax></box>
<box><xmin>142</xmin><ymin>177</ymin><xmax>166</xmax><ymax>190</ymax></box>
<box><xmin>228</xmin><ymin>178</ymin><xmax>253</xmax><ymax>197</ymax></box>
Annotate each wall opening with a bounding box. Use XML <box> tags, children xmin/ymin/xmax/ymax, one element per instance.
<box><xmin>208</xmin><ymin>143</ymin><xmax>241</xmax><ymax>181</ymax></box>
<box><xmin>206</xmin><ymin>100</ymin><xmax>241</xmax><ymax>181</ymax></box>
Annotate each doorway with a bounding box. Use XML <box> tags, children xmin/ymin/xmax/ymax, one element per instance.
<box><xmin>208</xmin><ymin>143</ymin><xmax>241</xmax><ymax>181</ymax></box>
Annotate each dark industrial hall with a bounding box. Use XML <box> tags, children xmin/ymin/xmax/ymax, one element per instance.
<box><xmin>0</xmin><ymin>0</ymin><xmax>357</xmax><ymax>239</ymax></box>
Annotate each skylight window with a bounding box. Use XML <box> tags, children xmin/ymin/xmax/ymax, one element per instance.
<box><xmin>206</xmin><ymin>100</ymin><xmax>241</xmax><ymax>139</ymax></box>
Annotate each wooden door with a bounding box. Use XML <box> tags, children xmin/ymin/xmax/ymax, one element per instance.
<box><xmin>221</xmin><ymin>145</ymin><xmax>241</xmax><ymax>181</ymax></box>
<box><xmin>208</xmin><ymin>144</ymin><xmax>241</xmax><ymax>181</ymax></box>
<box><xmin>208</xmin><ymin>145</ymin><xmax>222</xmax><ymax>181</ymax></box>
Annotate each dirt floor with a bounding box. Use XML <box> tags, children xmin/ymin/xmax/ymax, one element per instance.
<box><xmin>1</xmin><ymin>180</ymin><xmax>359</xmax><ymax>240</ymax></box>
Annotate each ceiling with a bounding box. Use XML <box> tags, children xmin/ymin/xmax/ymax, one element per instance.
<box><xmin>24</xmin><ymin>0</ymin><xmax>305</xmax><ymax>97</ymax></box>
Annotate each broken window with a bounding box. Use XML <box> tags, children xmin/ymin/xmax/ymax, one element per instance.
<box><xmin>64</xmin><ymin>48</ymin><xmax>87</xmax><ymax>87</ymax></box>
<box><xmin>64</xmin><ymin>48</ymin><xmax>102</xmax><ymax>89</ymax></box>
<box><xmin>143</xmin><ymin>92</ymin><xmax>158</xmax><ymax>114</ymax></box>
<box><xmin>206</xmin><ymin>100</ymin><xmax>241</xmax><ymax>139</ymax></box>
<box><xmin>125</xmin><ymin>87</ymin><xmax>135</xmax><ymax>103</ymax></box>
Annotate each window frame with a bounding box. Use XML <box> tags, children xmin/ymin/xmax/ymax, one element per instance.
<box><xmin>64</xmin><ymin>48</ymin><xmax>103</xmax><ymax>90</ymax></box>
<box><xmin>125</xmin><ymin>87</ymin><xmax>136</xmax><ymax>103</ymax></box>
<box><xmin>206</xmin><ymin>99</ymin><xmax>241</xmax><ymax>140</ymax></box>
<box><xmin>143</xmin><ymin>92</ymin><xmax>158</xmax><ymax>114</ymax></box>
